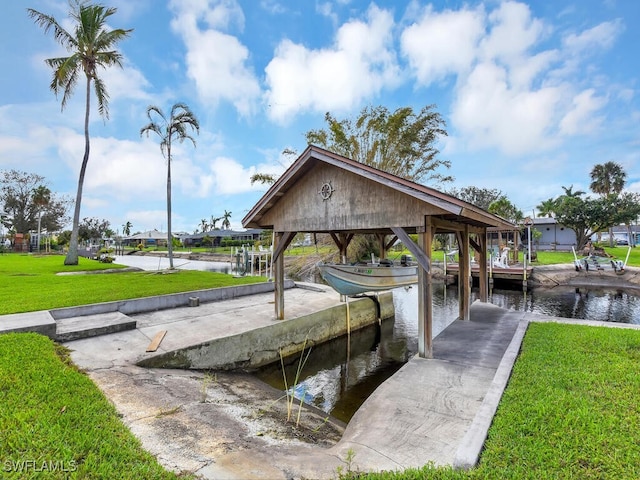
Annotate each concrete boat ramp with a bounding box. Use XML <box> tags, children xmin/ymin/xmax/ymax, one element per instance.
<box><xmin>2</xmin><ymin>282</ymin><xmax>540</xmax><ymax>478</ymax></box>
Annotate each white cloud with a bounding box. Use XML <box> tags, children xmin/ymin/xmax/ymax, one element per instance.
<box><xmin>451</xmin><ymin>61</ymin><xmax>563</xmax><ymax>155</ymax></box>
<box><xmin>563</xmin><ymin>19</ymin><xmax>624</xmax><ymax>53</ymax></box>
<box><xmin>559</xmin><ymin>89</ymin><xmax>607</xmax><ymax>136</ymax></box>
<box><xmin>264</xmin><ymin>4</ymin><xmax>400</xmax><ymax>124</ymax></box>
<box><xmin>478</xmin><ymin>1</ymin><xmax>546</xmax><ymax>63</ymax></box>
<box><xmin>169</xmin><ymin>0</ymin><xmax>261</xmax><ymax>117</ymax></box>
<box><xmin>59</xmin><ymin>135</ymin><xmax>167</xmax><ymax>201</ymax></box>
<box><xmin>401</xmin><ymin>5</ymin><xmax>485</xmax><ymax>84</ymax></box>
<box><xmin>402</xmin><ymin>0</ymin><xmax>619</xmax><ymax>157</ymax></box>
<box><xmin>101</xmin><ymin>61</ymin><xmax>152</xmax><ymax>104</ymax></box>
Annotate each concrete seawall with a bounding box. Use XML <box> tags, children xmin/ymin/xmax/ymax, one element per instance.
<box><xmin>50</xmin><ymin>280</ymin><xmax>296</xmax><ymax>319</ymax></box>
<box><xmin>137</xmin><ymin>290</ymin><xmax>395</xmax><ymax>370</ymax></box>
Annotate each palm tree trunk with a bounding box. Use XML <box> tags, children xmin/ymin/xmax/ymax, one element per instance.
<box><xmin>65</xmin><ymin>75</ymin><xmax>91</xmax><ymax>265</ymax></box>
<box><xmin>167</xmin><ymin>145</ymin><xmax>173</xmax><ymax>269</ymax></box>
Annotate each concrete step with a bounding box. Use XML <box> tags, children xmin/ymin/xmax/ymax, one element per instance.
<box><xmin>56</xmin><ymin>311</ymin><xmax>137</xmax><ymax>342</ymax></box>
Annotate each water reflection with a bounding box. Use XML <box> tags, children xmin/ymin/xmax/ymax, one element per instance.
<box><xmin>489</xmin><ymin>286</ymin><xmax>640</xmax><ymax>323</ymax></box>
<box><xmin>256</xmin><ymin>283</ymin><xmax>640</xmax><ymax>423</ymax></box>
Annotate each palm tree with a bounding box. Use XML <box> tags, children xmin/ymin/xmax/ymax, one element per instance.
<box><xmin>561</xmin><ymin>185</ymin><xmax>585</xmax><ymax>198</ymax></box>
<box><xmin>28</xmin><ymin>3</ymin><xmax>132</xmax><ymax>265</ymax></box>
<box><xmin>33</xmin><ymin>185</ymin><xmax>51</xmax><ymax>252</ymax></box>
<box><xmin>210</xmin><ymin>216</ymin><xmax>222</xmax><ymax>229</ymax></box>
<box><xmin>536</xmin><ymin>198</ymin><xmax>557</xmax><ymax>218</ymax></box>
<box><xmin>200</xmin><ymin>218</ymin><xmax>209</xmax><ymax>233</ymax></box>
<box><xmin>140</xmin><ymin>103</ymin><xmax>199</xmax><ymax>269</ymax></box>
<box><xmin>590</xmin><ymin>161</ymin><xmax>627</xmax><ymax>246</ymax></box>
<box><xmin>590</xmin><ymin>162</ymin><xmax>626</xmax><ymax>197</ymax></box>
<box><xmin>122</xmin><ymin>221</ymin><xmax>132</xmax><ymax>236</ymax></box>
<box><xmin>222</xmin><ymin>210</ymin><xmax>232</xmax><ymax>230</ymax></box>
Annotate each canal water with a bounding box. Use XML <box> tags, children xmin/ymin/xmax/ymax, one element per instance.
<box><xmin>255</xmin><ymin>283</ymin><xmax>640</xmax><ymax>423</ymax></box>
<box><xmin>113</xmin><ymin>255</ymin><xmax>640</xmax><ymax>422</ymax></box>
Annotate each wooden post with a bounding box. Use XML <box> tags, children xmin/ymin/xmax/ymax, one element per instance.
<box><xmin>274</xmin><ymin>232</ymin><xmax>285</xmax><ymax>320</ymax></box>
<box><xmin>478</xmin><ymin>230</ymin><xmax>488</xmax><ymax>302</ymax></box>
<box><xmin>417</xmin><ymin>218</ymin><xmax>433</xmax><ymax>358</ymax></box>
<box><xmin>458</xmin><ymin>226</ymin><xmax>471</xmax><ymax>321</ymax></box>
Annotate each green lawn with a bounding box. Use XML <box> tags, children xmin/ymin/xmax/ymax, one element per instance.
<box><xmin>0</xmin><ymin>253</ymin><xmax>265</xmax><ymax>315</ymax></box>
<box><xmin>430</xmin><ymin>246</ymin><xmax>640</xmax><ymax>267</ymax></box>
<box><xmin>0</xmin><ymin>333</ymin><xmax>190</xmax><ymax>479</ymax></box>
<box><xmin>341</xmin><ymin>323</ymin><xmax>640</xmax><ymax>479</ymax></box>
<box><xmin>2</xmin><ymin>251</ymin><xmax>640</xmax><ymax>479</ymax></box>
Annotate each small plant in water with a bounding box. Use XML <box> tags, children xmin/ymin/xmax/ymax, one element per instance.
<box><xmin>280</xmin><ymin>337</ymin><xmax>313</xmax><ymax>427</ymax></box>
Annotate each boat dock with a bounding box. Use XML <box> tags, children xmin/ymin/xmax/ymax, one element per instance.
<box><xmin>0</xmin><ymin>283</ymin><xmax>535</xmax><ymax>479</ymax></box>
<box><xmin>443</xmin><ymin>262</ymin><xmax>534</xmax><ymax>287</ymax></box>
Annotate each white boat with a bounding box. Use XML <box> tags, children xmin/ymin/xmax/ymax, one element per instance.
<box><xmin>317</xmin><ymin>259</ymin><xmax>418</xmax><ymax>296</ymax></box>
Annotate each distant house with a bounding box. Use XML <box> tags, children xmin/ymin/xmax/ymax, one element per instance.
<box><xmin>600</xmin><ymin>225</ymin><xmax>640</xmax><ymax>246</ymax></box>
<box><xmin>530</xmin><ymin>217</ymin><xmax>577</xmax><ymax>251</ymax></box>
<box><xmin>122</xmin><ymin>230</ymin><xmax>168</xmax><ymax>247</ymax></box>
<box><xmin>181</xmin><ymin>228</ymin><xmax>263</xmax><ymax>248</ymax></box>
<box><xmin>530</xmin><ymin>218</ymin><xmax>640</xmax><ymax>250</ymax></box>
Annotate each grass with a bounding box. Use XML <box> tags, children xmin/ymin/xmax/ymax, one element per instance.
<box><xmin>0</xmin><ymin>253</ymin><xmax>265</xmax><ymax>315</ymax></box>
<box><xmin>340</xmin><ymin>323</ymin><xmax>640</xmax><ymax>479</ymax></box>
<box><xmin>430</xmin><ymin>245</ymin><xmax>640</xmax><ymax>267</ymax></box>
<box><xmin>2</xmin><ymin>250</ymin><xmax>640</xmax><ymax>478</ymax></box>
<box><xmin>0</xmin><ymin>333</ymin><xmax>190</xmax><ymax>479</ymax></box>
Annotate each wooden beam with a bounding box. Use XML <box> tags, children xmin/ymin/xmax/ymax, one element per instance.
<box><xmin>329</xmin><ymin>232</ymin><xmax>342</xmax><ymax>251</ymax></box>
<box><xmin>391</xmin><ymin>227</ymin><xmax>430</xmax><ymax>274</ymax></box>
<box><xmin>430</xmin><ymin>217</ymin><xmax>466</xmax><ymax>232</ymax></box>
<box><xmin>384</xmin><ymin>235</ymin><xmax>397</xmax><ymax>252</ymax></box>
<box><xmin>272</xmin><ymin>231</ymin><xmax>296</xmax><ymax>263</ymax></box>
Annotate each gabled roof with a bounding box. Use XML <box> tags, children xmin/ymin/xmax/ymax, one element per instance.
<box><xmin>124</xmin><ymin>229</ymin><xmax>167</xmax><ymax>240</ymax></box>
<box><xmin>243</xmin><ymin>145</ymin><xmax>514</xmax><ymax>233</ymax></box>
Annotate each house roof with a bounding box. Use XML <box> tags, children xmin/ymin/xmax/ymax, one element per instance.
<box><xmin>124</xmin><ymin>229</ymin><xmax>167</xmax><ymax>240</ymax></box>
<box><xmin>181</xmin><ymin>228</ymin><xmax>263</xmax><ymax>241</ymax></box>
<box><xmin>242</xmin><ymin>145</ymin><xmax>514</xmax><ymax>234</ymax></box>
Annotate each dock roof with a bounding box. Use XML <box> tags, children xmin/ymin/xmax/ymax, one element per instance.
<box><xmin>243</xmin><ymin>145</ymin><xmax>514</xmax><ymax>234</ymax></box>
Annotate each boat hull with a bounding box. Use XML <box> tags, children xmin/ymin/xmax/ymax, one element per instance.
<box><xmin>317</xmin><ymin>263</ymin><xmax>418</xmax><ymax>296</ymax></box>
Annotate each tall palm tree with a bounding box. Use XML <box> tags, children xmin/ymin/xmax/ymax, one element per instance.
<box><xmin>122</xmin><ymin>221</ymin><xmax>132</xmax><ymax>236</ymax></box>
<box><xmin>28</xmin><ymin>3</ymin><xmax>132</xmax><ymax>265</ymax></box>
<box><xmin>200</xmin><ymin>218</ymin><xmax>209</xmax><ymax>233</ymax></box>
<box><xmin>590</xmin><ymin>161</ymin><xmax>627</xmax><ymax>246</ymax></box>
<box><xmin>590</xmin><ymin>162</ymin><xmax>626</xmax><ymax>197</ymax></box>
<box><xmin>222</xmin><ymin>210</ymin><xmax>232</xmax><ymax>230</ymax></box>
<box><xmin>141</xmin><ymin>103</ymin><xmax>199</xmax><ymax>269</ymax></box>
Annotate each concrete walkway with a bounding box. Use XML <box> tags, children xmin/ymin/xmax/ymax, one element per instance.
<box><xmin>2</xmin><ymin>285</ymin><xmax>585</xmax><ymax>478</ymax></box>
<box><xmin>56</xmin><ymin>290</ymin><xmax>531</xmax><ymax>478</ymax></box>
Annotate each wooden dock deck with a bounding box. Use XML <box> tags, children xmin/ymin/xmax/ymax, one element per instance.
<box><xmin>443</xmin><ymin>262</ymin><xmax>534</xmax><ymax>286</ymax></box>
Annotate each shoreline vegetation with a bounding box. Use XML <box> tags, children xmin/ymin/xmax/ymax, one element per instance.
<box><xmin>1</xmin><ymin>251</ymin><xmax>640</xmax><ymax>478</ymax></box>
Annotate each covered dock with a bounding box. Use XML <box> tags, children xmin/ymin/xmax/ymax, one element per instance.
<box><xmin>242</xmin><ymin>145</ymin><xmax>515</xmax><ymax>358</ymax></box>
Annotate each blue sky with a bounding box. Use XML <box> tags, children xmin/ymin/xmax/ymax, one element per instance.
<box><xmin>1</xmin><ymin>0</ymin><xmax>639</xmax><ymax>235</ymax></box>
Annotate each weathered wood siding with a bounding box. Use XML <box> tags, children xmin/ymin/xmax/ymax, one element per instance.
<box><xmin>260</xmin><ymin>161</ymin><xmax>447</xmax><ymax>232</ymax></box>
